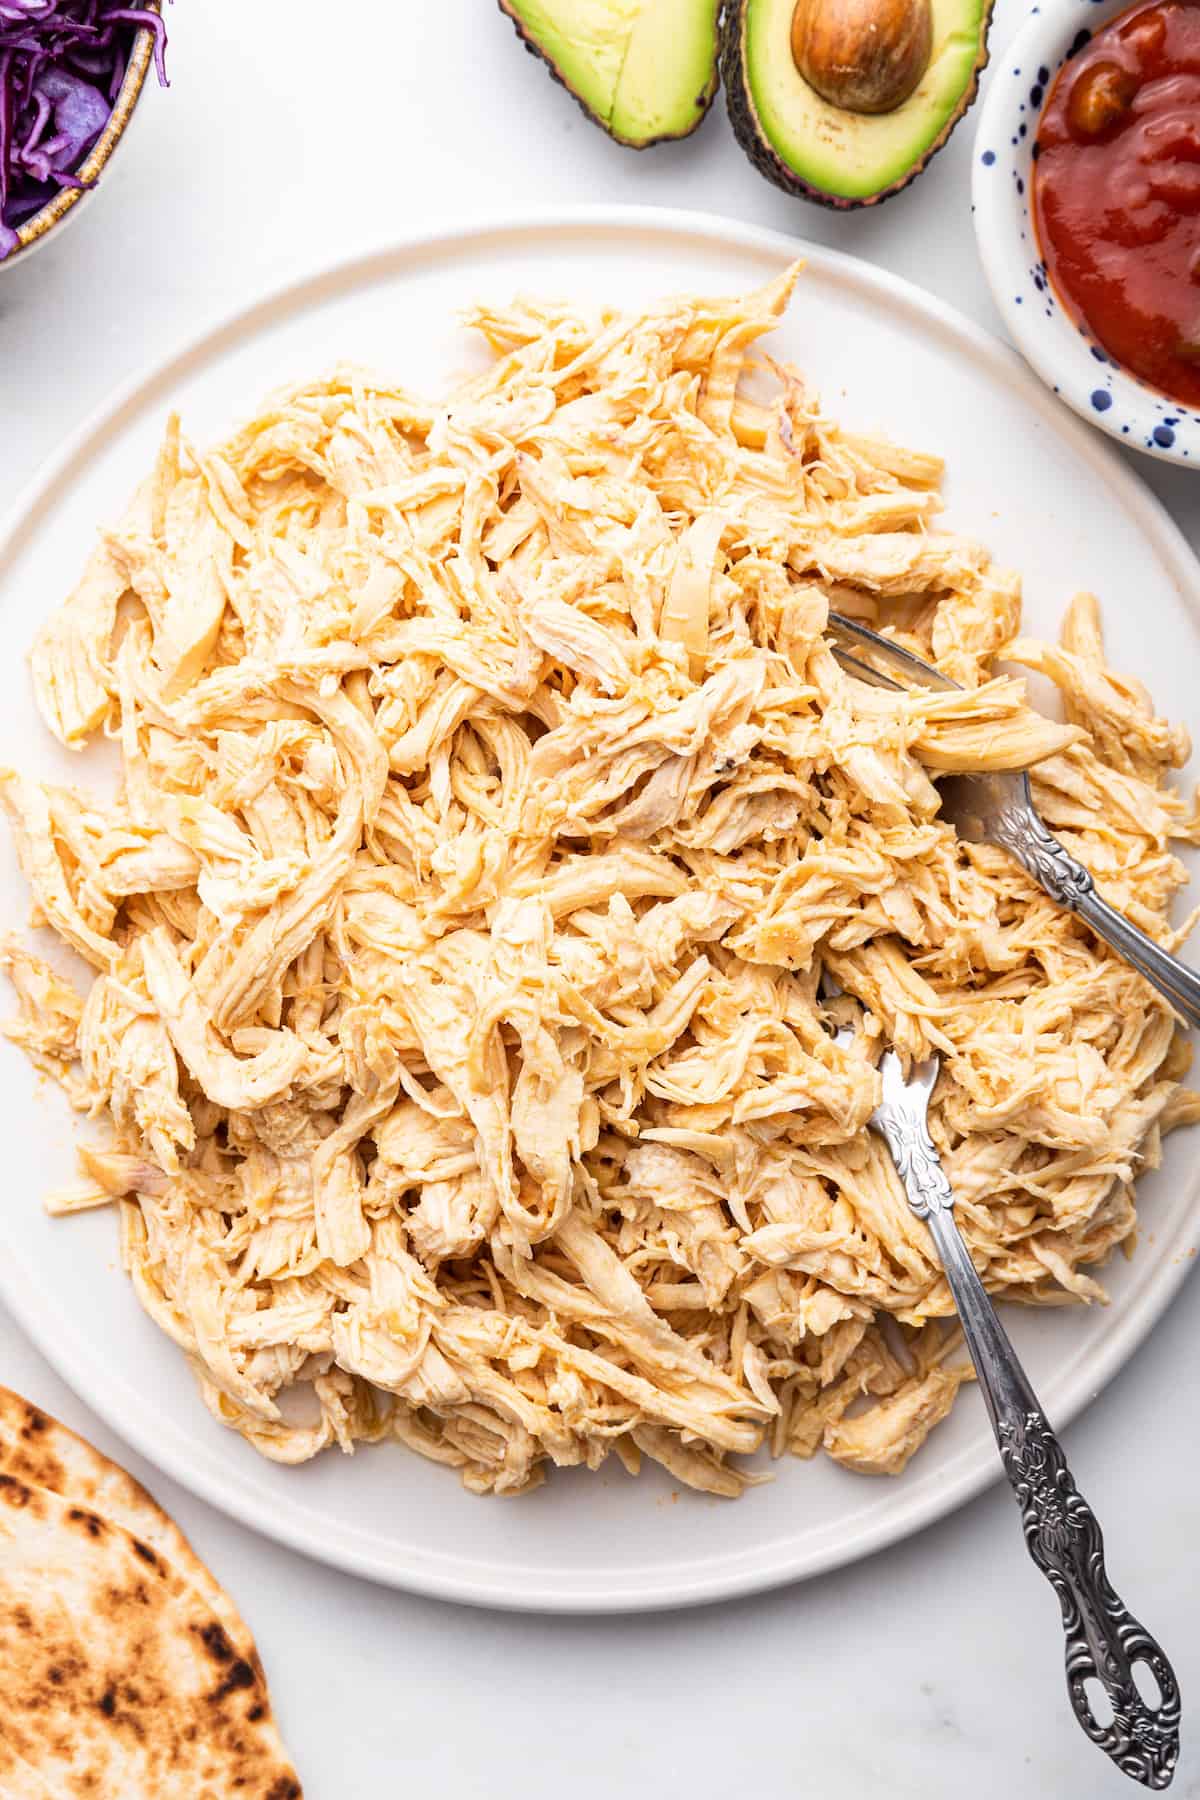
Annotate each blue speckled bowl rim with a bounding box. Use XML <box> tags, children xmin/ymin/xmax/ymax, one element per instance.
<box><xmin>972</xmin><ymin>0</ymin><xmax>1197</xmax><ymax>467</ymax></box>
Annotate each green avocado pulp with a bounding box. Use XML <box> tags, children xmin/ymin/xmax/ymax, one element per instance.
<box><xmin>503</xmin><ymin>0</ymin><xmax>721</xmax><ymax>145</ymax></box>
<box><xmin>744</xmin><ymin>0</ymin><xmax>989</xmax><ymax>199</ymax></box>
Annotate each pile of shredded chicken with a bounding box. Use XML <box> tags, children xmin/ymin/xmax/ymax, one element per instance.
<box><xmin>3</xmin><ymin>267</ymin><xmax>1199</xmax><ymax>1497</ymax></box>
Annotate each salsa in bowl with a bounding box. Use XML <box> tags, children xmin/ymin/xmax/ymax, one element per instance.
<box><xmin>1034</xmin><ymin>0</ymin><xmax>1200</xmax><ymax>413</ymax></box>
<box><xmin>973</xmin><ymin>0</ymin><xmax>1200</xmax><ymax>465</ymax></box>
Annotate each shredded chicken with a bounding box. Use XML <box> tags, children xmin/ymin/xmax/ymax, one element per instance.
<box><xmin>3</xmin><ymin>267</ymin><xmax>1198</xmax><ymax>1498</ymax></box>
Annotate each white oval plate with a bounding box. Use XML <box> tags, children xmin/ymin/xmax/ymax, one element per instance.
<box><xmin>1</xmin><ymin>209</ymin><xmax>1198</xmax><ymax>1614</ymax></box>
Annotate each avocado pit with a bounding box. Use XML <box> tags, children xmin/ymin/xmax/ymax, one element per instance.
<box><xmin>720</xmin><ymin>0</ymin><xmax>993</xmax><ymax>209</ymax></box>
<box><xmin>789</xmin><ymin>0</ymin><xmax>933</xmax><ymax>113</ymax></box>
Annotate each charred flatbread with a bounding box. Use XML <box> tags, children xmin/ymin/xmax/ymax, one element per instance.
<box><xmin>0</xmin><ymin>1397</ymin><xmax>301</xmax><ymax>1798</ymax></box>
<box><xmin>0</xmin><ymin>1385</ymin><xmax>255</xmax><ymax>1667</ymax></box>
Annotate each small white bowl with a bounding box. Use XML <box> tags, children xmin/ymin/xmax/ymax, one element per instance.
<box><xmin>972</xmin><ymin>0</ymin><xmax>1198</xmax><ymax>469</ymax></box>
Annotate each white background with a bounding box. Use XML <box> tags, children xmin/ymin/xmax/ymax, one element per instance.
<box><xmin>1</xmin><ymin>3</ymin><xmax>1198</xmax><ymax>1795</ymax></box>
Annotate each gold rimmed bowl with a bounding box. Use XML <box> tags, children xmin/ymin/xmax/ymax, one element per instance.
<box><xmin>1</xmin><ymin>1</ymin><xmax>162</xmax><ymax>271</ymax></box>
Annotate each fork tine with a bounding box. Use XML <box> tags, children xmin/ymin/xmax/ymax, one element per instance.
<box><xmin>877</xmin><ymin>1047</ymin><xmax>941</xmax><ymax>1123</ymax></box>
<box><xmin>817</xmin><ymin>966</ymin><xmax>859</xmax><ymax>1051</ymax></box>
<box><xmin>827</xmin><ymin>612</ymin><xmax>962</xmax><ymax>694</ymax></box>
<box><xmin>829</xmin><ymin>644</ymin><xmax>904</xmax><ymax>692</ymax></box>
<box><xmin>817</xmin><ymin>967</ymin><xmax>842</xmax><ymax>1001</ymax></box>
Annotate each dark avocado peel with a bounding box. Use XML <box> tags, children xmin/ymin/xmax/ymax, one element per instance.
<box><xmin>722</xmin><ymin>0</ymin><xmax>994</xmax><ymax>208</ymax></box>
<box><xmin>498</xmin><ymin>0</ymin><xmax>721</xmax><ymax>147</ymax></box>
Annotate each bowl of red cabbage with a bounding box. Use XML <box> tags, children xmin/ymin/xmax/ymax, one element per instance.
<box><xmin>1</xmin><ymin>0</ymin><xmax>167</xmax><ymax>266</ymax></box>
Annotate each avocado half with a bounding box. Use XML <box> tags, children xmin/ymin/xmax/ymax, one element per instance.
<box><xmin>723</xmin><ymin>0</ymin><xmax>993</xmax><ymax>207</ymax></box>
<box><xmin>498</xmin><ymin>0</ymin><xmax>721</xmax><ymax>147</ymax></box>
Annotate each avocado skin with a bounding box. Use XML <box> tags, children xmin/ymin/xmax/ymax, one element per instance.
<box><xmin>721</xmin><ymin>0</ymin><xmax>992</xmax><ymax>208</ymax></box>
<box><xmin>497</xmin><ymin>0</ymin><xmax>720</xmax><ymax>148</ymax></box>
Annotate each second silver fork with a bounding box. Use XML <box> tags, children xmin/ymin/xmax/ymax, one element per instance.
<box><xmin>824</xmin><ymin>987</ymin><xmax>1180</xmax><ymax>1789</ymax></box>
<box><xmin>826</xmin><ymin>611</ymin><xmax>1200</xmax><ymax>1030</ymax></box>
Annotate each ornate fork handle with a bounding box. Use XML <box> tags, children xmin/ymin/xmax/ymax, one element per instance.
<box><xmin>992</xmin><ymin>800</ymin><xmax>1200</xmax><ymax>1031</ymax></box>
<box><xmin>878</xmin><ymin>1114</ymin><xmax>1181</xmax><ymax>1789</ymax></box>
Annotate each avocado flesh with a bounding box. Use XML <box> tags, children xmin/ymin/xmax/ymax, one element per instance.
<box><xmin>499</xmin><ymin>0</ymin><xmax>720</xmax><ymax>146</ymax></box>
<box><xmin>726</xmin><ymin>0</ymin><xmax>990</xmax><ymax>204</ymax></box>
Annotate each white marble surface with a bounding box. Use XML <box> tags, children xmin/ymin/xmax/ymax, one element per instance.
<box><xmin>1</xmin><ymin>3</ymin><xmax>1198</xmax><ymax>1795</ymax></box>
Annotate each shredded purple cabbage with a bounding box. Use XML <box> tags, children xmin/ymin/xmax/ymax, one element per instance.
<box><xmin>0</xmin><ymin>0</ymin><xmax>167</xmax><ymax>258</ymax></box>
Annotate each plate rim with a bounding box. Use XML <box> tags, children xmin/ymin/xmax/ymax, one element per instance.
<box><xmin>1</xmin><ymin>204</ymin><xmax>1197</xmax><ymax>1613</ymax></box>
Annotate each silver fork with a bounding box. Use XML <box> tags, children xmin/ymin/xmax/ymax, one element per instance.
<box><xmin>824</xmin><ymin>988</ymin><xmax>1181</xmax><ymax>1788</ymax></box>
<box><xmin>826</xmin><ymin>612</ymin><xmax>1200</xmax><ymax>1029</ymax></box>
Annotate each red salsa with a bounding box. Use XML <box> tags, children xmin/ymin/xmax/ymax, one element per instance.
<box><xmin>1033</xmin><ymin>0</ymin><xmax>1200</xmax><ymax>408</ymax></box>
